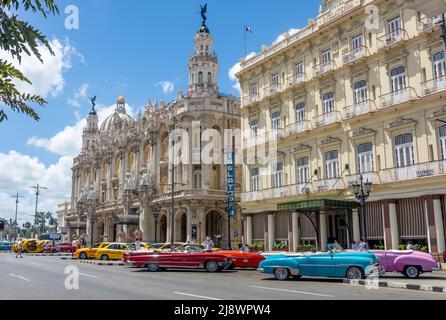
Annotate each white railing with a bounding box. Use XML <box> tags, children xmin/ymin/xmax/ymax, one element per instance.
<box><xmin>287</xmin><ymin>73</ymin><xmax>307</xmax><ymax>88</ymax></box>
<box><xmin>418</xmin><ymin>15</ymin><xmax>443</xmax><ymax>32</ymax></box>
<box><xmin>314</xmin><ymin>60</ymin><xmax>335</xmax><ymax>76</ymax></box>
<box><xmin>380</xmin><ymin>160</ymin><xmax>446</xmax><ymax>184</ymax></box>
<box><xmin>243</xmin><ymin>93</ymin><xmax>259</xmax><ymax>106</ymax></box>
<box><xmin>343</xmin><ymin>100</ymin><xmax>376</xmax><ymax>119</ymax></box>
<box><xmin>422</xmin><ymin>76</ymin><xmax>446</xmax><ymax>96</ymax></box>
<box><xmin>241</xmin><ymin>191</ymin><xmax>262</xmax><ymax>202</ymax></box>
<box><xmin>241</xmin><ymin>183</ymin><xmax>310</xmax><ymax>202</ymax></box>
<box><xmin>264</xmin><ymin>84</ymin><xmax>282</xmax><ymax>97</ymax></box>
<box><xmin>345</xmin><ymin>172</ymin><xmax>382</xmax><ymax>187</ymax></box>
<box><xmin>242</xmin><ymin>135</ymin><xmax>266</xmax><ymax>149</ymax></box>
<box><xmin>265</xmin><ymin>129</ymin><xmax>285</xmax><ymax>143</ymax></box>
<box><xmin>379</xmin><ymin>87</ymin><xmax>416</xmax><ymax>109</ymax></box>
<box><xmin>342</xmin><ymin>46</ymin><xmax>367</xmax><ymax>64</ymax></box>
<box><xmin>313</xmin><ymin>178</ymin><xmax>345</xmax><ymax>192</ymax></box>
<box><xmin>378</xmin><ymin>29</ymin><xmax>407</xmax><ymax>49</ymax></box>
<box><xmin>285</xmin><ymin>120</ymin><xmax>312</xmax><ymax>137</ymax></box>
<box><xmin>313</xmin><ymin>111</ymin><xmax>341</xmax><ymax>128</ymax></box>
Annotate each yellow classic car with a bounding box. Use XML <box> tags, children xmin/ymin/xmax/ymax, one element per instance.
<box><xmin>147</xmin><ymin>243</ymin><xmax>186</xmax><ymax>252</ymax></box>
<box><xmin>75</xmin><ymin>242</ymin><xmax>111</xmax><ymax>260</ymax></box>
<box><xmin>12</xmin><ymin>239</ymin><xmax>44</xmax><ymax>253</ymax></box>
<box><xmin>95</xmin><ymin>243</ymin><xmax>131</xmax><ymax>261</ymax></box>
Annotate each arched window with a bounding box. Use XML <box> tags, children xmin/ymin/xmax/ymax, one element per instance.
<box><xmin>295</xmin><ymin>102</ymin><xmax>306</xmax><ymax>123</ymax></box>
<box><xmin>322</xmin><ymin>92</ymin><xmax>335</xmax><ymax>114</ymax></box>
<box><xmin>207</xmin><ymin>72</ymin><xmax>212</xmax><ymax>85</ymax></box>
<box><xmin>325</xmin><ymin>150</ymin><xmax>339</xmax><ymax>179</ymax></box>
<box><xmin>433</xmin><ymin>51</ymin><xmax>446</xmax><ymax>78</ymax></box>
<box><xmin>439</xmin><ymin>125</ymin><xmax>446</xmax><ymax>160</ymax></box>
<box><xmin>193</xmin><ymin>170</ymin><xmax>202</xmax><ymax>189</ymax></box>
<box><xmin>296</xmin><ymin>157</ymin><xmax>309</xmax><ymax>184</ymax></box>
<box><xmin>357</xmin><ymin>142</ymin><xmax>374</xmax><ymax>173</ymax></box>
<box><xmin>395</xmin><ymin>133</ymin><xmax>414</xmax><ymax>167</ymax></box>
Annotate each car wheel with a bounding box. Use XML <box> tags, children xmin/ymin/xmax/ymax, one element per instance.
<box><xmin>101</xmin><ymin>254</ymin><xmax>109</xmax><ymax>261</ymax></box>
<box><xmin>274</xmin><ymin>267</ymin><xmax>290</xmax><ymax>281</ymax></box>
<box><xmin>346</xmin><ymin>267</ymin><xmax>364</xmax><ymax>280</ymax></box>
<box><xmin>79</xmin><ymin>252</ymin><xmax>88</xmax><ymax>260</ymax></box>
<box><xmin>205</xmin><ymin>261</ymin><xmax>219</xmax><ymax>273</ymax></box>
<box><xmin>147</xmin><ymin>263</ymin><xmax>160</xmax><ymax>272</ymax></box>
<box><xmin>404</xmin><ymin>266</ymin><xmax>420</xmax><ymax>279</ymax></box>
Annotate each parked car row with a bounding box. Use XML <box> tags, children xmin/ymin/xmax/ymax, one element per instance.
<box><xmin>11</xmin><ymin>239</ymin><xmax>77</xmax><ymax>254</ymax></box>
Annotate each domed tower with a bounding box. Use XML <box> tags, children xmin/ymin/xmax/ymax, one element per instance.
<box><xmin>100</xmin><ymin>96</ymin><xmax>134</xmax><ymax>132</ymax></box>
<box><xmin>82</xmin><ymin>103</ymin><xmax>99</xmax><ymax>150</ymax></box>
<box><xmin>188</xmin><ymin>8</ymin><xmax>219</xmax><ymax>98</ymax></box>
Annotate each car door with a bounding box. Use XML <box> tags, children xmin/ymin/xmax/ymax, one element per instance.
<box><xmin>304</xmin><ymin>253</ymin><xmax>335</xmax><ymax>277</ymax></box>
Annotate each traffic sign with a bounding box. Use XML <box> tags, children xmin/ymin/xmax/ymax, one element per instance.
<box><xmin>233</xmin><ymin>231</ymin><xmax>239</xmax><ymax>238</ymax></box>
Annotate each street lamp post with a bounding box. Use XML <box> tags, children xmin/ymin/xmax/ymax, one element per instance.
<box><xmin>225</xmin><ymin>191</ymin><xmax>234</xmax><ymax>250</ymax></box>
<box><xmin>152</xmin><ymin>204</ymin><xmax>161</xmax><ymax>243</ymax></box>
<box><xmin>352</xmin><ymin>175</ymin><xmax>373</xmax><ymax>246</ymax></box>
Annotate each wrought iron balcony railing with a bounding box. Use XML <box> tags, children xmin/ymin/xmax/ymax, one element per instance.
<box><xmin>264</xmin><ymin>84</ymin><xmax>283</xmax><ymax>98</ymax></box>
<box><xmin>421</xmin><ymin>76</ymin><xmax>446</xmax><ymax>96</ymax></box>
<box><xmin>313</xmin><ymin>111</ymin><xmax>341</xmax><ymax>128</ymax></box>
<box><xmin>418</xmin><ymin>15</ymin><xmax>443</xmax><ymax>33</ymax></box>
<box><xmin>287</xmin><ymin>73</ymin><xmax>307</xmax><ymax>88</ymax></box>
<box><xmin>342</xmin><ymin>46</ymin><xmax>368</xmax><ymax>65</ymax></box>
<box><xmin>378</xmin><ymin>29</ymin><xmax>408</xmax><ymax>49</ymax></box>
<box><xmin>380</xmin><ymin>160</ymin><xmax>446</xmax><ymax>184</ymax></box>
<box><xmin>343</xmin><ymin>100</ymin><xmax>376</xmax><ymax>119</ymax></box>
<box><xmin>313</xmin><ymin>178</ymin><xmax>345</xmax><ymax>192</ymax></box>
<box><xmin>243</xmin><ymin>93</ymin><xmax>259</xmax><ymax>106</ymax></box>
<box><xmin>345</xmin><ymin>172</ymin><xmax>381</xmax><ymax>187</ymax></box>
<box><xmin>284</xmin><ymin>120</ymin><xmax>312</xmax><ymax>138</ymax></box>
<box><xmin>313</xmin><ymin>60</ymin><xmax>336</xmax><ymax>76</ymax></box>
<box><xmin>378</xmin><ymin>87</ymin><xmax>417</xmax><ymax>109</ymax></box>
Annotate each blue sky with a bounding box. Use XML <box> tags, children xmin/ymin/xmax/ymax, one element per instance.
<box><xmin>0</xmin><ymin>0</ymin><xmax>320</xmax><ymax>222</ymax></box>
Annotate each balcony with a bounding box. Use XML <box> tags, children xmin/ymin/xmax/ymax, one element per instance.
<box><xmin>378</xmin><ymin>29</ymin><xmax>408</xmax><ymax>50</ymax></box>
<box><xmin>287</xmin><ymin>73</ymin><xmax>307</xmax><ymax>88</ymax></box>
<box><xmin>380</xmin><ymin>160</ymin><xmax>446</xmax><ymax>184</ymax></box>
<box><xmin>343</xmin><ymin>100</ymin><xmax>376</xmax><ymax>119</ymax></box>
<box><xmin>313</xmin><ymin>111</ymin><xmax>341</xmax><ymax>128</ymax></box>
<box><xmin>265</xmin><ymin>129</ymin><xmax>285</xmax><ymax>143</ymax></box>
<box><xmin>284</xmin><ymin>120</ymin><xmax>312</xmax><ymax>138</ymax></box>
<box><xmin>313</xmin><ymin>60</ymin><xmax>335</xmax><ymax>76</ymax></box>
<box><xmin>378</xmin><ymin>87</ymin><xmax>417</xmax><ymax>109</ymax></box>
<box><xmin>241</xmin><ymin>183</ymin><xmax>310</xmax><ymax>202</ymax></box>
<box><xmin>313</xmin><ymin>178</ymin><xmax>345</xmax><ymax>192</ymax></box>
<box><xmin>422</xmin><ymin>76</ymin><xmax>446</xmax><ymax>96</ymax></box>
<box><xmin>243</xmin><ymin>93</ymin><xmax>259</xmax><ymax>107</ymax></box>
<box><xmin>243</xmin><ymin>135</ymin><xmax>265</xmax><ymax>149</ymax></box>
<box><xmin>418</xmin><ymin>15</ymin><xmax>443</xmax><ymax>33</ymax></box>
<box><xmin>342</xmin><ymin>46</ymin><xmax>368</xmax><ymax>65</ymax></box>
<box><xmin>241</xmin><ymin>191</ymin><xmax>262</xmax><ymax>202</ymax></box>
<box><xmin>345</xmin><ymin>172</ymin><xmax>382</xmax><ymax>187</ymax></box>
<box><xmin>264</xmin><ymin>84</ymin><xmax>282</xmax><ymax>98</ymax></box>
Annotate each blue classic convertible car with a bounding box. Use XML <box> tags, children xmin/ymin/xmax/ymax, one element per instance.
<box><xmin>0</xmin><ymin>241</ymin><xmax>13</xmax><ymax>251</ymax></box>
<box><xmin>258</xmin><ymin>251</ymin><xmax>382</xmax><ymax>280</ymax></box>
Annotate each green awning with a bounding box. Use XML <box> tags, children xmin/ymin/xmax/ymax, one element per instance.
<box><xmin>278</xmin><ymin>199</ymin><xmax>359</xmax><ymax>212</ymax></box>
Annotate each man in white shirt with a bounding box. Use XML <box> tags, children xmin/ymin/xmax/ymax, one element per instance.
<box><xmin>16</xmin><ymin>240</ymin><xmax>23</xmax><ymax>258</ymax></box>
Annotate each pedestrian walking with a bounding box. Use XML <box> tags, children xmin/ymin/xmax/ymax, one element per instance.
<box><xmin>135</xmin><ymin>236</ymin><xmax>141</xmax><ymax>251</ymax></box>
<box><xmin>16</xmin><ymin>239</ymin><xmax>23</xmax><ymax>258</ymax></box>
<box><xmin>43</xmin><ymin>241</ymin><xmax>49</xmax><ymax>253</ymax></box>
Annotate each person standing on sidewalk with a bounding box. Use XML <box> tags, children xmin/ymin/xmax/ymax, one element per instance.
<box><xmin>16</xmin><ymin>239</ymin><xmax>23</xmax><ymax>258</ymax></box>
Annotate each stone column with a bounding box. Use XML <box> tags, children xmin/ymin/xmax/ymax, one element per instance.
<box><xmin>292</xmin><ymin>212</ymin><xmax>300</xmax><ymax>252</ymax></box>
<box><xmin>287</xmin><ymin>212</ymin><xmax>293</xmax><ymax>252</ymax></box>
<box><xmin>268</xmin><ymin>213</ymin><xmax>275</xmax><ymax>252</ymax></box>
<box><xmin>319</xmin><ymin>212</ymin><xmax>327</xmax><ymax>251</ymax></box>
<box><xmin>187</xmin><ymin>209</ymin><xmax>193</xmax><ymax>243</ymax></box>
<box><xmin>389</xmin><ymin>201</ymin><xmax>399</xmax><ymax>250</ymax></box>
<box><xmin>433</xmin><ymin>197</ymin><xmax>446</xmax><ymax>256</ymax></box>
<box><xmin>352</xmin><ymin>208</ymin><xmax>361</xmax><ymax>243</ymax></box>
<box><xmin>424</xmin><ymin>195</ymin><xmax>442</xmax><ymax>256</ymax></box>
<box><xmin>246</xmin><ymin>215</ymin><xmax>253</xmax><ymax>246</ymax></box>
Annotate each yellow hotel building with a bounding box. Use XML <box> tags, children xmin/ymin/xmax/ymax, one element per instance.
<box><xmin>237</xmin><ymin>0</ymin><xmax>446</xmax><ymax>261</ymax></box>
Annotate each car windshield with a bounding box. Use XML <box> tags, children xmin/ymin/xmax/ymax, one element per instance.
<box><xmin>149</xmin><ymin>244</ymin><xmax>164</xmax><ymax>249</ymax></box>
<box><xmin>172</xmin><ymin>245</ymin><xmax>203</xmax><ymax>253</ymax></box>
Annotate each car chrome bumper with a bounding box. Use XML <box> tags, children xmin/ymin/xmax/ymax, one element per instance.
<box><xmin>257</xmin><ymin>268</ymin><xmax>265</xmax><ymax>273</ymax></box>
<box><xmin>366</xmin><ymin>264</ymin><xmax>385</xmax><ymax>277</ymax></box>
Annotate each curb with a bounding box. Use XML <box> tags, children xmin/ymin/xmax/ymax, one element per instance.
<box><xmin>22</xmin><ymin>253</ymin><xmax>72</xmax><ymax>257</ymax></box>
<box><xmin>344</xmin><ymin>279</ymin><xmax>446</xmax><ymax>294</ymax></box>
<box><xmin>78</xmin><ymin>260</ymin><xmax>125</xmax><ymax>266</ymax></box>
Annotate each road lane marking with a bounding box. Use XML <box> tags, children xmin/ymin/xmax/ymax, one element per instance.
<box><xmin>251</xmin><ymin>286</ymin><xmax>335</xmax><ymax>298</ymax></box>
<box><xmin>80</xmin><ymin>273</ymin><xmax>100</xmax><ymax>279</ymax></box>
<box><xmin>173</xmin><ymin>292</ymin><xmax>222</xmax><ymax>300</ymax></box>
<box><xmin>31</xmin><ymin>263</ymin><xmax>43</xmax><ymax>266</ymax></box>
<box><xmin>9</xmin><ymin>273</ymin><xmax>31</xmax><ymax>282</ymax></box>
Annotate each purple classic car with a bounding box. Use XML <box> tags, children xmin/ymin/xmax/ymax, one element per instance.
<box><xmin>371</xmin><ymin>250</ymin><xmax>440</xmax><ymax>278</ymax></box>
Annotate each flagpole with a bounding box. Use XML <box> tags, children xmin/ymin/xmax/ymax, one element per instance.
<box><xmin>244</xmin><ymin>26</ymin><xmax>247</xmax><ymax>58</ymax></box>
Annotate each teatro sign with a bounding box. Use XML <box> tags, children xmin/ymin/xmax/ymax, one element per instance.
<box><xmin>318</xmin><ymin>0</ymin><xmax>362</xmax><ymax>26</ymax></box>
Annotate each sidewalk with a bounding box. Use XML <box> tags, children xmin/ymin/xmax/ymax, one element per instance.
<box><xmin>345</xmin><ymin>271</ymin><xmax>446</xmax><ymax>293</ymax></box>
<box><xmin>78</xmin><ymin>260</ymin><xmax>125</xmax><ymax>266</ymax></box>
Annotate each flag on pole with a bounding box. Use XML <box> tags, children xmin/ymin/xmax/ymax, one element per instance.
<box><xmin>244</xmin><ymin>26</ymin><xmax>252</xmax><ymax>33</ymax></box>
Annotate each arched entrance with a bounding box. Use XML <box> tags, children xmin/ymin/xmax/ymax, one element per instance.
<box><xmin>174</xmin><ymin>212</ymin><xmax>188</xmax><ymax>243</ymax></box>
<box><xmin>205</xmin><ymin>211</ymin><xmax>225</xmax><ymax>248</ymax></box>
<box><xmin>181</xmin><ymin>214</ymin><xmax>187</xmax><ymax>242</ymax></box>
<box><xmin>159</xmin><ymin>215</ymin><xmax>167</xmax><ymax>243</ymax></box>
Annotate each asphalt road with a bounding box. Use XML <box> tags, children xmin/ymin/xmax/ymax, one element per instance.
<box><xmin>0</xmin><ymin>252</ymin><xmax>445</xmax><ymax>300</ymax></box>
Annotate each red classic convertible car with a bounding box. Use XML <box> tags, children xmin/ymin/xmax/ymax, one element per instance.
<box><xmin>125</xmin><ymin>245</ymin><xmax>232</xmax><ymax>272</ymax></box>
<box><xmin>216</xmin><ymin>250</ymin><xmax>265</xmax><ymax>269</ymax></box>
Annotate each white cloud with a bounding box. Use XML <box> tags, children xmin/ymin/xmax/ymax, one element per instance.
<box><xmin>0</xmin><ymin>37</ymin><xmax>83</xmax><ymax>98</ymax></box>
<box><xmin>228</xmin><ymin>52</ymin><xmax>257</xmax><ymax>93</ymax></box>
<box><xmin>156</xmin><ymin>81</ymin><xmax>175</xmax><ymax>94</ymax></box>
<box><xmin>0</xmin><ymin>152</ymin><xmax>72</xmax><ymax>222</ymax></box>
<box><xmin>272</xmin><ymin>28</ymin><xmax>301</xmax><ymax>45</ymax></box>
<box><xmin>67</xmin><ymin>83</ymin><xmax>90</xmax><ymax>108</ymax></box>
<box><xmin>27</xmin><ymin>101</ymin><xmax>135</xmax><ymax>157</ymax></box>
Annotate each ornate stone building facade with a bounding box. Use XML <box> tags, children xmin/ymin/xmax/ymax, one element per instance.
<box><xmin>66</xmin><ymin>16</ymin><xmax>241</xmax><ymax>247</ymax></box>
<box><xmin>237</xmin><ymin>0</ymin><xmax>446</xmax><ymax>260</ymax></box>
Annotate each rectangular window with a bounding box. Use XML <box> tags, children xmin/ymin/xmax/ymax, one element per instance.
<box><xmin>296</xmin><ymin>157</ymin><xmax>309</xmax><ymax>184</ymax></box>
<box><xmin>271</xmin><ymin>73</ymin><xmax>279</xmax><ymax>92</ymax></box>
<box><xmin>357</xmin><ymin>143</ymin><xmax>374</xmax><ymax>173</ymax></box>
<box><xmin>295</xmin><ymin>62</ymin><xmax>304</xmax><ymax>76</ymax></box>
<box><xmin>352</xmin><ymin>34</ymin><xmax>363</xmax><ymax>49</ymax></box>
<box><xmin>295</xmin><ymin>102</ymin><xmax>306</xmax><ymax>123</ymax></box>
<box><xmin>440</xmin><ymin>126</ymin><xmax>446</xmax><ymax>160</ymax></box>
<box><xmin>433</xmin><ymin>51</ymin><xmax>446</xmax><ymax>78</ymax></box>
<box><xmin>395</xmin><ymin>134</ymin><xmax>415</xmax><ymax>167</ymax></box>
<box><xmin>322</xmin><ymin>49</ymin><xmax>332</xmax><ymax>63</ymax></box>
<box><xmin>272</xmin><ymin>162</ymin><xmax>284</xmax><ymax>188</ymax></box>
<box><xmin>325</xmin><ymin>151</ymin><xmax>339</xmax><ymax>179</ymax></box>
<box><xmin>388</xmin><ymin>16</ymin><xmax>401</xmax><ymax>35</ymax></box>
<box><xmin>322</xmin><ymin>92</ymin><xmax>335</xmax><ymax>114</ymax></box>
<box><xmin>249</xmin><ymin>83</ymin><xmax>258</xmax><ymax>97</ymax></box>
<box><xmin>354</xmin><ymin>80</ymin><xmax>368</xmax><ymax>105</ymax></box>
<box><xmin>271</xmin><ymin>111</ymin><xmax>281</xmax><ymax>131</ymax></box>
<box><xmin>391</xmin><ymin>66</ymin><xmax>406</xmax><ymax>93</ymax></box>
<box><xmin>251</xmin><ymin>168</ymin><xmax>260</xmax><ymax>191</ymax></box>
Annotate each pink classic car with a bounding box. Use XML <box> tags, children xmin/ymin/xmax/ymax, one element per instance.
<box><xmin>371</xmin><ymin>250</ymin><xmax>440</xmax><ymax>279</ymax></box>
